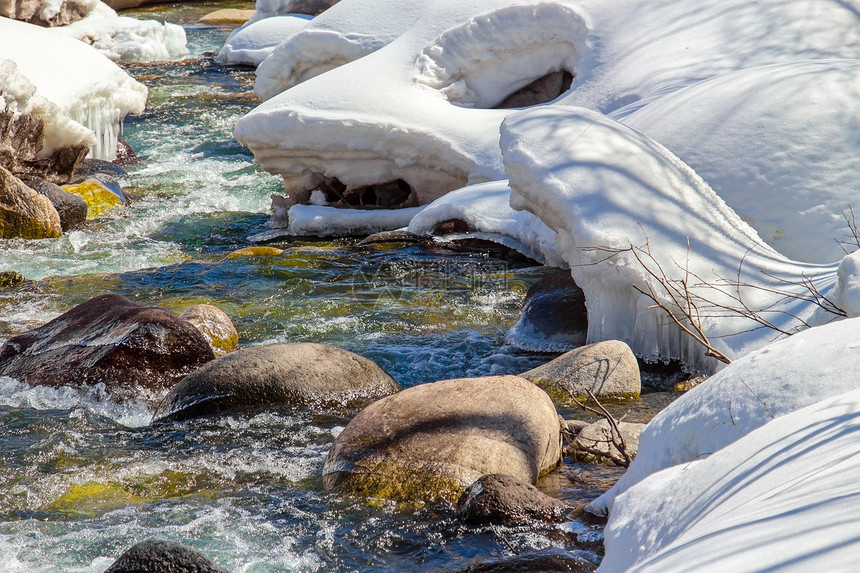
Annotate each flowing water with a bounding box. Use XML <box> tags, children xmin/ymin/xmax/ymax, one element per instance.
<box><xmin>0</xmin><ymin>7</ymin><xmax>656</xmax><ymax>570</ymax></box>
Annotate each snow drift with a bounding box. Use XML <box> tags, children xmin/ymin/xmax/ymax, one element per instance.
<box><xmin>217</xmin><ymin>14</ymin><xmax>311</xmax><ymax>68</ymax></box>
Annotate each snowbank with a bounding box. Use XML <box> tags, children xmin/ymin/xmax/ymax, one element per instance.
<box><xmin>253</xmin><ymin>0</ymin><xmax>427</xmax><ymax>100</ymax></box>
<box><xmin>0</xmin><ymin>17</ymin><xmax>147</xmax><ymax>161</ymax></box>
<box><xmin>616</xmin><ymin>60</ymin><xmax>860</xmax><ymax>264</ymax></box>
<box><xmin>237</xmin><ymin>0</ymin><xmax>587</xmax><ymax>223</ymax></box>
<box><xmin>217</xmin><ymin>14</ymin><xmax>311</xmax><ymax>67</ymax></box>
<box><xmin>598</xmin><ymin>385</ymin><xmax>860</xmax><ymax>572</ymax></box>
<box><xmin>407</xmin><ymin>181</ymin><xmax>563</xmax><ymax>267</ymax></box>
<box><xmin>501</xmin><ymin>106</ymin><xmax>844</xmax><ymax>372</ymax></box>
<box><xmin>589</xmin><ymin>316</ymin><xmax>860</xmax><ymax>518</ymax></box>
<box><xmin>52</xmin><ymin>13</ymin><xmax>188</xmax><ymax>63</ymax></box>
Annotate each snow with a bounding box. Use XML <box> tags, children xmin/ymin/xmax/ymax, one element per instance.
<box><xmin>501</xmin><ymin>105</ymin><xmax>847</xmax><ymax>372</ymax></box>
<box><xmin>597</xmin><ymin>384</ymin><xmax>860</xmax><ymax>572</ymax></box>
<box><xmin>52</xmin><ymin>13</ymin><xmax>189</xmax><ymax>63</ymax></box>
<box><xmin>0</xmin><ymin>17</ymin><xmax>147</xmax><ymax>160</ymax></box>
<box><xmin>216</xmin><ymin>14</ymin><xmax>311</xmax><ymax>68</ymax></box>
<box><xmin>284</xmin><ymin>204</ymin><xmax>423</xmax><ymax>236</ymax></box>
<box><xmin>616</xmin><ymin>60</ymin><xmax>860</xmax><ymax>264</ymax></box>
<box><xmin>253</xmin><ymin>0</ymin><xmax>425</xmax><ymax>100</ymax></box>
<box><xmin>588</xmin><ymin>316</ymin><xmax>860</xmax><ymax>520</ymax></box>
<box><xmin>237</xmin><ymin>0</ymin><xmax>588</xmax><ymax>216</ymax></box>
<box><xmin>0</xmin><ymin>59</ymin><xmax>96</xmax><ymax>158</ymax></box>
<box><xmin>407</xmin><ymin>181</ymin><xmax>563</xmax><ymax>267</ymax></box>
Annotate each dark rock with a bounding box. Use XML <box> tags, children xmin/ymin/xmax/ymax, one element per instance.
<box><xmin>456</xmin><ymin>473</ymin><xmax>570</xmax><ymax>525</ymax></box>
<box><xmin>521</xmin><ymin>341</ymin><xmax>641</xmax><ymax>402</ymax></box>
<box><xmin>0</xmin><ymin>294</ymin><xmax>215</xmax><ymax>394</ymax></box>
<box><xmin>21</xmin><ymin>176</ymin><xmax>87</xmax><ymax>231</ymax></box>
<box><xmin>114</xmin><ymin>137</ymin><xmax>140</xmax><ymax>167</ymax></box>
<box><xmin>72</xmin><ymin>158</ymin><xmax>127</xmax><ymax>182</ymax></box>
<box><xmin>505</xmin><ymin>269</ymin><xmax>587</xmax><ymax>352</ymax></box>
<box><xmin>0</xmin><ymin>271</ymin><xmax>26</xmax><ymax>289</ymax></box>
<box><xmin>103</xmin><ymin>539</ymin><xmax>228</xmax><ymax>573</ymax></box>
<box><xmin>358</xmin><ymin>229</ymin><xmax>422</xmax><ymax>245</ymax></box>
<box><xmin>0</xmin><ymin>165</ymin><xmax>62</xmax><ymax>239</ymax></box>
<box><xmin>322</xmin><ymin>375</ymin><xmax>562</xmax><ymax>503</ymax></box>
<box><xmin>431</xmin><ymin>218</ymin><xmax>470</xmax><ymax>235</ymax></box>
<box><xmin>152</xmin><ymin>342</ymin><xmax>400</xmax><ymax>423</ymax></box>
<box><xmin>494</xmin><ymin>70</ymin><xmax>574</xmax><ymax>109</ymax></box>
<box><xmin>446</xmin><ymin>548</ymin><xmax>596</xmax><ymax>573</ymax></box>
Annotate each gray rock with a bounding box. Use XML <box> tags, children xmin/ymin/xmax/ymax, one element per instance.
<box><xmin>72</xmin><ymin>158</ymin><xmax>127</xmax><ymax>182</ymax></box>
<box><xmin>570</xmin><ymin>419</ymin><xmax>645</xmax><ymax>464</ymax></box>
<box><xmin>153</xmin><ymin>342</ymin><xmax>400</xmax><ymax>423</ymax></box>
<box><xmin>323</xmin><ymin>375</ymin><xmax>562</xmax><ymax>503</ymax></box>
<box><xmin>0</xmin><ymin>294</ymin><xmax>215</xmax><ymax>394</ymax></box>
<box><xmin>505</xmin><ymin>270</ymin><xmax>587</xmax><ymax>353</ymax></box>
<box><xmin>103</xmin><ymin>539</ymin><xmax>228</xmax><ymax>573</ymax></box>
<box><xmin>178</xmin><ymin>304</ymin><xmax>238</xmax><ymax>357</ymax></box>
<box><xmin>456</xmin><ymin>473</ymin><xmax>570</xmax><ymax>525</ymax></box>
<box><xmin>521</xmin><ymin>340</ymin><xmax>641</xmax><ymax>402</ymax></box>
<box><xmin>21</xmin><ymin>176</ymin><xmax>87</xmax><ymax>231</ymax></box>
<box><xmin>0</xmin><ymin>0</ymin><xmax>92</xmax><ymax>26</ymax></box>
<box><xmin>0</xmin><ymin>165</ymin><xmax>62</xmax><ymax>239</ymax></box>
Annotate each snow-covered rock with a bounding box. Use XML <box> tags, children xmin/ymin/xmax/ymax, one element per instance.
<box><xmin>0</xmin><ymin>17</ymin><xmax>148</xmax><ymax>161</ymax></box>
<box><xmin>52</xmin><ymin>13</ymin><xmax>189</xmax><ymax>63</ymax></box>
<box><xmin>407</xmin><ymin>181</ymin><xmax>563</xmax><ymax>267</ymax></box>
<box><xmin>617</xmin><ymin>60</ymin><xmax>860</xmax><ymax>264</ymax></box>
<box><xmin>588</xmin><ymin>316</ymin><xmax>860</xmax><ymax>519</ymax></box>
<box><xmin>598</xmin><ymin>385</ymin><xmax>860</xmax><ymax>572</ymax></box>
<box><xmin>254</xmin><ymin>0</ymin><xmax>428</xmax><ymax>100</ymax></box>
<box><xmin>217</xmin><ymin>14</ymin><xmax>311</xmax><ymax>67</ymax></box>
<box><xmin>501</xmin><ymin>105</ymin><xmax>843</xmax><ymax>372</ymax></box>
<box><xmin>0</xmin><ymin>58</ymin><xmax>95</xmax><ymax>182</ymax></box>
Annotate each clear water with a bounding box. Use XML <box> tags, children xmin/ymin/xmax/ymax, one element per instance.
<box><xmin>0</xmin><ymin>12</ymin><xmax>628</xmax><ymax>572</ymax></box>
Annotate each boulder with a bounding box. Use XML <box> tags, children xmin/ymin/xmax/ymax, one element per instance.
<box><xmin>456</xmin><ymin>473</ymin><xmax>570</xmax><ymax>525</ymax></box>
<box><xmin>505</xmin><ymin>270</ymin><xmax>587</xmax><ymax>353</ymax></box>
<box><xmin>520</xmin><ymin>340</ymin><xmax>641</xmax><ymax>402</ymax></box>
<box><xmin>178</xmin><ymin>304</ymin><xmax>238</xmax><ymax>357</ymax></box>
<box><xmin>153</xmin><ymin>342</ymin><xmax>400</xmax><ymax>423</ymax></box>
<box><xmin>21</xmin><ymin>176</ymin><xmax>87</xmax><ymax>231</ymax></box>
<box><xmin>0</xmin><ymin>294</ymin><xmax>215</xmax><ymax>393</ymax></box>
<box><xmin>196</xmin><ymin>9</ymin><xmax>255</xmax><ymax>25</ymax></box>
<box><xmin>322</xmin><ymin>375</ymin><xmax>562</xmax><ymax>503</ymax></box>
<box><xmin>103</xmin><ymin>539</ymin><xmax>228</xmax><ymax>573</ymax></box>
<box><xmin>0</xmin><ymin>0</ymin><xmax>95</xmax><ymax>27</ymax></box>
<box><xmin>61</xmin><ymin>176</ymin><xmax>127</xmax><ymax>218</ymax></box>
<box><xmin>0</xmin><ymin>165</ymin><xmax>62</xmax><ymax>239</ymax></box>
<box><xmin>569</xmin><ymin>419</ymin><xmax>645</xmax><ymax>465</ymax></box>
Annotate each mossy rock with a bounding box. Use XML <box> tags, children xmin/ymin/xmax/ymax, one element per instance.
<box><xmin>226</xmin><ymin>246</ymin><xmax>284</xmax><ymax>259</ymax></box>
<box><xmin>61</xmin><ymin>177</ymin><xmax>126</xmax><ymax>218</ymax></box>
<box><xmin>178</xmin><ymin>304</ymin><xmax>238</xmax><ymax>356</ymax></box>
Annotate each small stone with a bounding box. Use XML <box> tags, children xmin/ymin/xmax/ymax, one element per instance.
<box><xmin>0</xmin><ymin>271</ymin><xmax>25</xmax><ymax>289</ymax></box>
<box><xmin>456</xmin><ymin>473</ymin><xmax>570</xmax><ymax>525</ymax></box>
<box><xmin>226</xmin><ymin>246</ymin><xmax>284</xmax><ymax>258</ymax></box>
<box><xmin>196</xmin><ymin>9</ymin><xmax>255</xmax><ymax>25</ymax></box>
<box><xmin>103</xmin><ymin>539</ymin><xmax>228</xmax><ymax>573</ymax></box>
<box><xmin>570</xmin><ymin>419</ymin><xmax>645</xmax><ymax>464</ymax></box>
<box><xmin>521</xmin><ymin>340</ymin><xmax>641</xmax><ymax>402</ymax></box>
<box><xmin>178</xmin><ymin>304</ymin><xmax>238</xmax><ymax>357</ymax></box>
<box><xmin>0</xmin><ymin>165</ymin><xmax>62</xmax><ymax>239</ymax></box>
<box><xmin>322</xmin><ymin>375</ymin><xmax>562</xmax><ymax>503</ymax></box>
<box><xmin>153</xmin><ymin>342</ymin><xmax>400</xmax><ymax>423</ymax></box>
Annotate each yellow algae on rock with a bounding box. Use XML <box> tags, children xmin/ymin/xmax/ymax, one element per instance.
<box><xmin>42</xmin><ymin>482</ymin><xmax>149</xmax><ymax>517</ymax></box>
<box><xmin>226</xmin><ymin>246</ymin><xmax>284</xmax><ymax>258</ymax></box>
<box><xmin>61</xmin><ymin>178</ymin><xmax>127</xmax><ymax>218</ymax></box>
<box><xmin>179</xmin><ymin>304</ymin><xmax>239</xmax><ymax>356</ymax></box>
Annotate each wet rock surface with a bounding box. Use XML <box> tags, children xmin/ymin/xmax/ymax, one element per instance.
<box><xmin>456</xmin><ymin>473</ymin><xmax>571</xmax><ymax>525</ymax></box>
<box><xmin>103</xmin><ymin>539</ymin><xmax>228</xmax><ymax>573</ymax></box>
<box><xmin>21</xmin><ymin>176</ymin><xmax>87</xmax><ymax>231</ymax></box>
<box><xmin>0</xmin><ymin>165</ymin><xmax>62</xmax><ymax>239</ymax></box>
<box><xmin>505</xmin><ymin>270</ymin><xmax>587</xmax><ymax>353</ymax></box>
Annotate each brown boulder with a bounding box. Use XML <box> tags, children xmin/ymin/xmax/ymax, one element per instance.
<box><xmin>0</xmin><ymin>294</ymin><xmax>215</xmax><ymax>394</ymax></box>
<box><xmin>103</xmin><ymin>539</ymin><xmax>228</xmax><ymax>573</ymax></box>
<box><xmin>456</xmin><ymin>473</ymin><xmax>570</xmax><ymax>525</ymax></box>
<box><xmin>0</xmin><ymin>166</ymin><xmax>62</xmax><ymax>239</ymax></box>
<box><xmin>322</xmin><ymin>375</ymin><xmax>562</xmax><ymax>503</ymax></box>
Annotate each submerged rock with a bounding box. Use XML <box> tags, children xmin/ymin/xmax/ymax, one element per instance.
<box><xmin>22</xmin><ymin>176</ymin><xmax>87</xmax><ymax>231</ymax></box>
<box><xmin>153</xmin><ymin>342</ymin><xmax>400</xmax><ymax>423</ymax></box>
<box><xmin>456</xmin><ymin>473</ymin><xmax>570</xmax><ymax>525</ymax></box>
<box><xmin>103</xmin><ymin>539</ymin><xmax>228</xmax><ymax>573</ymax></box>
<box><xmin>521</xmin><ymin>340</ymin><xmax>641</xmax><ymax>402</ymax></box>
<box><xmin>505</xmin><ymin>269</ymin><xmax>587</xmax><ymax>352</ymax></box>
<box><xmin>226</xmin><ymin>246</ymin><xmax>284</xmax><ymax>258</ymax></box>
<box><xmin>0</xmin><ymin>294</ymin><xmax>215</xmax><ymax>393</ymax></box>
<box><xmin>178</xmin><ymin>304</ymin><xmax>238</xmax><ymax>357</ymax></box>
<box><xmin>0</xmin><ymin>165</ymin><xmax>62</xmax><ymax>239</ymax></box>
<box><xmin>322</xmin><ymin>375</ymin><xmax>562</xmax><ymax>503</ymax></box>
<box><xmin>447</xmin><ymin>548</ymin><xmax>597</xmax><ymax>573</ymax></box>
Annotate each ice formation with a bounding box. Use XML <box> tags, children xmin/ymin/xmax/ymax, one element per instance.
<box><xmin>253</xmin><ymin>0</ymin><xmax>428</xmax><ymax>100</ymax></box>
<box><xmin>237</xmin><ymin>0</ymin><xmax>587</xmax><ymax>225</ymax></box>
<box><xmin>284</xmin><ymin>204</ymin><xmax>424</xmax><ymax>237</ymax></box>
<box><xmin>216</xmin><ymin>14</ymin><xmax>311</xmax><ymax>67</ymax></box>
<box><xmin>597</xmin><ymin>384</ymin><xmax>860</xmax><ymax>572</ymax></box>
<box><xmin>588</xmin><ymin>316</ymin><xmax>860</xmax><ymax>518</ymax></box>
<box><xmin>407</xmin><ymin>181</ymin><xmax>563</xmax><ymax>267</ymax></box>
<box><xmin>52</xmin><ymin>12</ymin><xmax>189</xmax><ymax>63</ymax></box>
<box><xmin>0</xmin><ymin>17</ymin><xmax>148</xmax><ymax>160</ymax></box>
<box><xmin>501</xmin><ymin>106</ymin><xmax>849</xmax><ymax>372</ymax></box>
<box><xmin>0</xmin><ymin>58</ymin><xmax>96</xmax><ymax>162</ymax></box>
<box><xmin>615</xmin><ymin>60</ymin><xmax>860</xmax><ymax>264</ymax></box>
